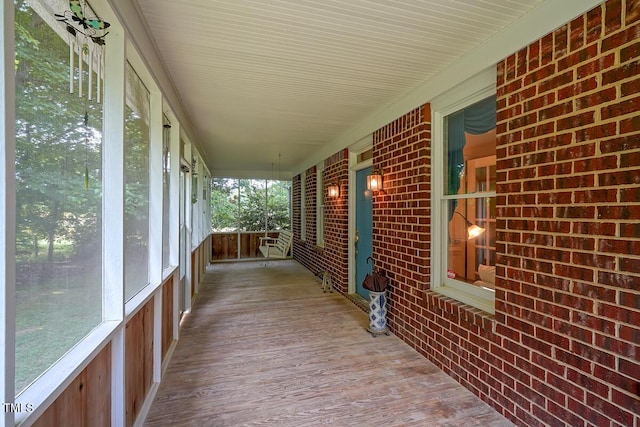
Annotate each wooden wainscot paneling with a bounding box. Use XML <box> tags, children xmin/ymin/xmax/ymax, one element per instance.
<box><xmin>32</xmin><ymin>343</ymin><xmax>111</xmax><ymax>427</ymax></box>
<box><xmin>201</xmin><ymin>240</ymin><xmax>207</xmax><ymax>272</ymax></box>
<box><xmin>125</xmin><ymin>300</ymin><xmax>154</xmax><ymax>427</ymax></box>
<box><xmin>211</xmin><ymin>232</ymin><xmax>238</xmax><ymax>260</ymax></box>
<box><xmin>162</xmin><ymin>274</ymin><xmax>174</xmax><ymax>359</ymax></box>
<box><xmin>191</xmin><ymin>251</ymin><xmax>197</xmax><ymax>296</ymax></box>
<box><xmin>239</xmin><ymin>233</ymin><xmax>258</xmax><ymax>258</ymax></box>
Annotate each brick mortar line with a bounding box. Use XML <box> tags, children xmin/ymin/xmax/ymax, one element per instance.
<box><xmin>496</xmin><ymin>199</ymin><xmax>640</xmax><ymax>205</ymax></box>
<box><xmin>496</xmin><ymin>317</ymin><xmax>640</xmax><ymax>372</ymax></box>
<box><xmin>498</xmin><ymin>141</ymin><xmax>638</xmax><ymax>153</ymax></box>
<box><xmin>500</xmin><ymin>166</ymin><xmax>640</xmax><ymax>174</ymax></box>
<box><xmin>495</xmin><ymin>259</ymin><xmax>640</xmax><ymax>274</ymax></box>
<box><xmin>496</xmin><ymin>244</ymin><xmax>640</xmax><ymax>255</ymax></box>
<box><xmin>498</xmin><ymin>237</ymin><xmax>640</xmax><ymax>244</ymax></box>
<box><xmin>501</xmin><ymin>35</ymin><xmax>640</xmax><ymax>86</ymax></box>
<box><xmin>496</xmin><ymin>193</ymin><xmax>640</xmax><ymax>200</ymax></box>
<box><xmin>498</xmin><ymin>108</ymin><xmax>639</xmax><ymax>129</ymax></box>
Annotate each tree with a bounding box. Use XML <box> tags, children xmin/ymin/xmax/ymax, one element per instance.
<box><xmin>266</xmin><ymin>180</ymin><xmax>290</xmax><ymax>230</ymax></box>
<box><xmin>237</xmin><ymin>179</ymin><xmax>267</xmax><ymax>231</ymax></box>
<box><xmin>15</xmin><ymin>3</ymin><xmax>102</xmax><ymax>267</ymax></box>
<box><xmin>211</xmin><ymin>178</ymin><xmax>239</xmax><ymax>231</ymax></box>
<box><xmin>211</xmin><ymin>178</ymin><xmax>290</xmax><ymax>231</ymax></box>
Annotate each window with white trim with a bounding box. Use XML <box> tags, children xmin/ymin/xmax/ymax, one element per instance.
<box><xmin>432</xmin><ymin>68</ymin><xmax>496</xmax><ymax>314</ymax></box>
<box><xmin>14</xmin><ymin>0</ymin><xmax>104</xmax><ymax>394</ymax></box>
<box><xmin>316</xmin><ymin>162</ymin><xmax>325</xmax><ymax>247</ymax></box>
<box><xmin>300</xmin><ymin>170</ymin><xmax>306</xmax><ymax>241</ymax></box>
<box><xmin>162</xmin><ymin>115</ymin><xmax>171</xmax><ymax>270</ymax></box>
<box><xmin>124</xmin><ymin>62</ymin><xmax>151</xmax><ymax>301</ymax></box>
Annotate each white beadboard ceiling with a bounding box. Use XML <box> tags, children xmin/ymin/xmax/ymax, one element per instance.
<box><xmin>133</xmin><ymin>0</ymin><xmax>547</xmax><ymax>178</ymax></box>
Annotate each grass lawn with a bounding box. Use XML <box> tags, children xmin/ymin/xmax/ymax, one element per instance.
<box><xmin>15</xmin><ymin>265</ymin><xmax>102</xmax><ymax>394</ymax></box>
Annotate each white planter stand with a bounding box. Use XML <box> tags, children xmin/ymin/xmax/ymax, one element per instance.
<box><xmin>367</xmin><ymin>290</ymin><xmax>389</xmax><ymax>336</ymax></box>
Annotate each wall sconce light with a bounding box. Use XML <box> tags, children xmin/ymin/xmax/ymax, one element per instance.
<box><xmin>367</xmin><ymin>168</ymin><xmax>383</xmax><ymax>192</ymax></box>
<box><xmin>454</xmin><ymin>211</ymin><xmax>485</xmax><ymax>240</ymax></box>
<box><xmin>328</xmin><ymin>181</ymin><xmax>340</xmax><ymax>198</ymax></box>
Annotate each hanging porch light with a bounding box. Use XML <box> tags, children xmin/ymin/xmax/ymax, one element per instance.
<box><xmin>367</xmin><ymin>168</ymin><xmax>383</xmax><ymax>192</ymax></box>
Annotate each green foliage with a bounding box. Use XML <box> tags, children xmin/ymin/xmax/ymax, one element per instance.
<box><xmin>124</xmin><ymin>105</ymin><xmax>150</xmax><ymax>229</ymax></box>
<box><xmin>15</xmin><ymin>4</ymin><xmax>103</xmax><ymax>264</ymax></box>
<box><xmin>211</xmin><ymin>178</ymin><xmax>290</xmax><ymax>231</ymax></box>
<box><xmin>124</xmin><ymin>93</ymin><xmax>151</xmax><ymax>298</ymax></box>
<box><xmin>211</xmin><ymin>178</ymin><xmax>238</xmax><ymax>231</ymax></box>
<box><xmin>265</xmin><ymin>180</ymin><xmax>290</xmax><ymax>230</ymax></box>
<box><xmin>13</xmin><ymin>1</ymin><xmax>104</xmax><ymax>394</ymax></box>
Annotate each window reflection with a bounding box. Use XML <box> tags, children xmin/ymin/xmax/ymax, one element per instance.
<box><xmin>444</xmin><ymin>97</ymin><xmax>496</xmax><ymax>288</ymax></box>
<box><xmin>14</xmin><ymin>1</ymin><xmax>103</xmax><ymax>394</ymax></box>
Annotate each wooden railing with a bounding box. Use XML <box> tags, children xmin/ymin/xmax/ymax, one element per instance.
<box><xmin>211</xmin><ymin>231</ymin><xmax>280</xmax><ymax>260</ymax></box>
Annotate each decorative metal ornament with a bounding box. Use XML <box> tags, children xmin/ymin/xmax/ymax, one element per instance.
<box><xmin>56</xmin><ymin>1</ymin><xmax>109</xmax><ymax>101</ymax></box>
<box><xmin>55</xmin><ymin>0</ymin><xmax>110</xmax><ymax>45</ymax></box>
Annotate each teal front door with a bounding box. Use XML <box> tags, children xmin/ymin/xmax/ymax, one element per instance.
<box><xmin>355</xmin><ymin>167</ymin><xmax>373</xmax><ymax>299</ymax></box>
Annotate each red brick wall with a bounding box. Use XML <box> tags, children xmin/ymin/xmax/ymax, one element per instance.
<box><xmin>323</xmin><ymin>150</ymin><xmax>350</xmax><ymax>293</ymax></box>
<box><xmin>304</xmin><ymin>166</ymin><xmax>317</xmax><ymax>245</ymax></box>
<box><xmin>495</xmin><ymin>0</ymin><xmax>640</xmax><ymax>424</ymax></box>
<box><xmin>372</xmin><ymin>105</ymin><xmax>432</xmax><ymax>349</ymax></box>
<box><xmin>292</xmin><ymin>150</ymin><xmax>350</xmax><ymax>293</ymax></box>
<box><xmin>369</xmin><ymin>1</ymin><xmax>640</xmax><ymax>426</ymax></box>
<box><xmin>292</xmin><ymin>173</ymin><xmax>302</xmax><ymax>245</ymax></box>
<box><xmin>292</xmin><ymin>166</ymin><xmax>323</xmax><ymax>277</ymax></box>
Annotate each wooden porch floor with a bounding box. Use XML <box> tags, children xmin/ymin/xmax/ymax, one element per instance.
<box><xmin>144</xmin><ymin>260</ymin><xmax>514</xmax><ymax>427</ymax></box>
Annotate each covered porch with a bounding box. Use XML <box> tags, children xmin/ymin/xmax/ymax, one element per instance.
<box><xmin>2</xmin><ymin>1</ymin><xmax>638</xmax><ymax>426</ymax></box>
<box><xmin>144</xmin><ymin>260</ymin><xmax>513</xmax><ymax>426</ymax></box>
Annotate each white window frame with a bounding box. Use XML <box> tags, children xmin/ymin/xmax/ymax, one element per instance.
<box><xmin>5</xmin><ymin>1</ymin><xmax>209</xmax><ymax>424</ymax></box>
<box><xmin>162</xmin><ymin>104</ymin><xmax>180</xmax><ymax>280</ymax></box>
<box><xmin>431</xmin><ymin>66</ymin><xmax>497</xmax><ymax>315</ymax></box>
<box><xmin>1</xmin><ymin>1</ymin><xmax>17</xmax><ymax>423</ymax></box>
<box><xmin>316</xmin><ymin>161</ymin><xmax>325</xmax><ymax>248</ymax></box>
<box><xmin>300</xmin><ymin>170</ymin><xmax>306</xmax><ymax>241</ymax></box>
<box><xmin>12</xmin><ymin>1</ymin><xmax>126</xmax><ymax>423</ymax></box>
<box><xmin>123</xmin><ymin>46</ymin><xmax>161</xmax><ymax>309</ymax></box>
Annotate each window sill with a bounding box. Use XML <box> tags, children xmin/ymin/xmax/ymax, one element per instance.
<box><xmin>162</xmin><ymin>265</ymin><xmax>179</xmax><ymax>282</ymax></box>
<box><xmin>126</xmin><ymin>280</ymin><xmax>163</xmax><ymax>320</ymax></box>
<box><xmin>429</xmin><ymin>283</ymin><xmax>495</xmax><ymax>316</ymax></box>
<box><xmin>424</xmin><ymin>286</ymin><xmax>496</xmax><ymax>330</ymax></box>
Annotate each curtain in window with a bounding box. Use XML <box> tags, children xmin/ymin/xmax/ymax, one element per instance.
<box><xmin>447</xmin><ymin>95</ymin><xmax>496</xmax><ymax>218</ymax></box>
<box><xmin>464</xmin><ymin>96</ymin><xmax>497</xmax><ymax>135</ymax></box>
<box><xmin>447</xmin><ymin>111</ymin><xmax>466</xmax><ymax>197</ymax></box>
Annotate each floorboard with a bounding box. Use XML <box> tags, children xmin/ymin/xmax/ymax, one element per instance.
<box><xmin>144</xmin><ymin>260</ymin><xmax>514</xmax><ymax>427</ymax></box>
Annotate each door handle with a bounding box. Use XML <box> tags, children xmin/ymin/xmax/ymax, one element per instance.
<box><xmin>354</xmin><ymin>229</ymin><xmax>359</xmax><ymax>255</ymax></box>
